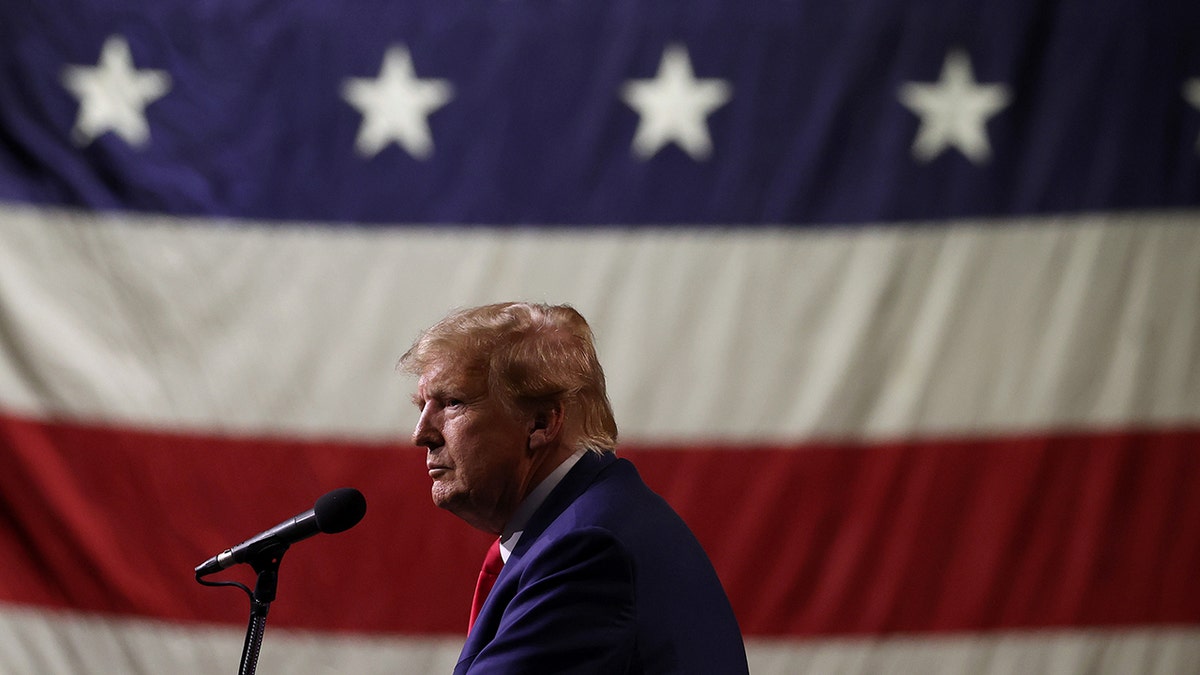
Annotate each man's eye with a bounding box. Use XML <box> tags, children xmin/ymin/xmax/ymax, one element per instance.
<box><xmin>446</xmin><ymin>399</ymin><xmax>464</xmax><ymax>408</ymax></box>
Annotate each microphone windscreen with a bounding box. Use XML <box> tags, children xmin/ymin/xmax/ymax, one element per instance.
<box><xmin>314</xmin><ymin>487</ymin><xmax>367</xmax><ymax>534</ymax></box>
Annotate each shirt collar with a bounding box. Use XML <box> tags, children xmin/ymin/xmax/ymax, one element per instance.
<box><xmin>499</xmin><ymin>448</ymin><xmax>587</xmax><ymax>562</ymax></box>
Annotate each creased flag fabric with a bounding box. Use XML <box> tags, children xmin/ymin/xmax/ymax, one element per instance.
<box><xmin>1</xmin><ymin>1</ymin><xmax>1199</xmax><ymax>673</ymax></box>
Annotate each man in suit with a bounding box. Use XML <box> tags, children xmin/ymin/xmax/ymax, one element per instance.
<box><xmin>399</xmin><ymin>302</ymin><xmax>748</xmax><ymax>674</ymax></box>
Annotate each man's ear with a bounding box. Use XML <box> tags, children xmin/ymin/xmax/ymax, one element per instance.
<box><xmin>528</xmin><ymin>401</ymin><xmax>565</xmax><ymax>451</ymax></box>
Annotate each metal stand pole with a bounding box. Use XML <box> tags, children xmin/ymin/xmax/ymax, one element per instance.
<box><xmin>236</xmin><ymin>545</ymin><xmax>286</xmax><ymax>675</ymax></box>
<box><xmin>238</xmin><ymin>598</ymin><xmax>270</xmax><ymax>675</ymax></box>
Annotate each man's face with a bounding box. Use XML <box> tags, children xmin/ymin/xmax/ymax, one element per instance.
<box><xmin>411</xmin><ymin>359</ymin><xmax>538</xmax><ymax>533</ymax></box>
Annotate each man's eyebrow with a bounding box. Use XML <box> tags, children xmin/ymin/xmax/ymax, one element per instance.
<box><xmin>412</xmin><ymin>382</ymin><xmax>453</xmax><ymax>407</ymax></box>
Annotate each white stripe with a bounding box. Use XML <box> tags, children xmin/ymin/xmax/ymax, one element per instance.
<box><xmin>0</xmin><ymin>605</ymin><xmax>1196</xmax><ymax>675</ymax></box>
<box><xmin>746</xmin><ymin>628</ymin><xmax>1200</xmax><ymax>675</ymax></box>
<box><xmin>0</xmin><ymin>203</ymin><xmax>1197</xmax><ymax>442</ymax></box>
<box><xmin>0</xmin><ymin>604</ymin><xmax>461</xmax><ymax>675</ymax></box>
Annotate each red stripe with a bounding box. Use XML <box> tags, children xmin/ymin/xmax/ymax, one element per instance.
<box><xmin>1</xmin><ymin>412</ymin><xmax>1198</xmax><ymax>637</ymax></box>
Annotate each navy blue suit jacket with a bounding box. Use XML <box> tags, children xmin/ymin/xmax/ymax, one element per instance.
<box><xmin>454</xmin><ymin>452</ymin><xmax>748</xmax><ymax>674</ymax></box>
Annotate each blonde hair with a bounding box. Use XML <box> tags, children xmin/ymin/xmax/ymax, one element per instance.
<box><xmin>399</xmin><ymin>302</ymin><xmax>618</xmax><ymax>453</ymax></box>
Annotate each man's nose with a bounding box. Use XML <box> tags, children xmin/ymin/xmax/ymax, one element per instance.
<box><xmin>412</xmin><ymin>409</ymin><xmax>443</xmax><ymax>449</ymax></box>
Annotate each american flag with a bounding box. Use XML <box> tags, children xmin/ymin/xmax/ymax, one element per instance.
<box><xmin>1</xmin><ymin>1</ymin><xmax>1199</xmax><ymax>673</ymax></box>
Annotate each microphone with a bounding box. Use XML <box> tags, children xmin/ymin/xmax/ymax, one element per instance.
<box><xmin>195</xmin><ymin>487</ymin><xmax>366</xmax><ymax>577</ymax></box>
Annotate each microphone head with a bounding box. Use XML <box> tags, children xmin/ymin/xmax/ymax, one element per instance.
<box><xmin>314</xmin><ymin>487</ymin><xmax>367</xmax><ymax>534</ymax></box>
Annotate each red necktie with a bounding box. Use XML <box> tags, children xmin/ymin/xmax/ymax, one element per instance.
<box><xmin>468</xmin><ymin>539</ymin><xmax>504</xmax><ymax>633</ymax></box>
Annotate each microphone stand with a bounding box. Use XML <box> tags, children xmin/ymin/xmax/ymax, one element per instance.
<box><xmin>196</xmin><ymin>543</ymin><xmax>290</xmax><ymax>675</ymax></box>
<box><xmin>239</xmin><ymin>544</ymin><xmax>287</xmax><ymax>675</ymax></box>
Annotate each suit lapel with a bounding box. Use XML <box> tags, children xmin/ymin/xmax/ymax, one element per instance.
<box><xmin>508</xmin><ymin>451</ymin><xmax>617</xmax><ymax>564</ymax></box>
<box><xmin>456</xmin><ymin>451</ymin><xmax>619</xmax><ymax>671</ymax></box>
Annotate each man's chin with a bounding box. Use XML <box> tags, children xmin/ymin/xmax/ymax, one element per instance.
<box><xmin>433</xmin><ymin>495</ymin><xmax>501</xmax><ymax>534</ymax></box>
<box><xmin>430</xmin><ymin>483</ymin><xmax>459</xmax><ymax>510</ymax></box>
